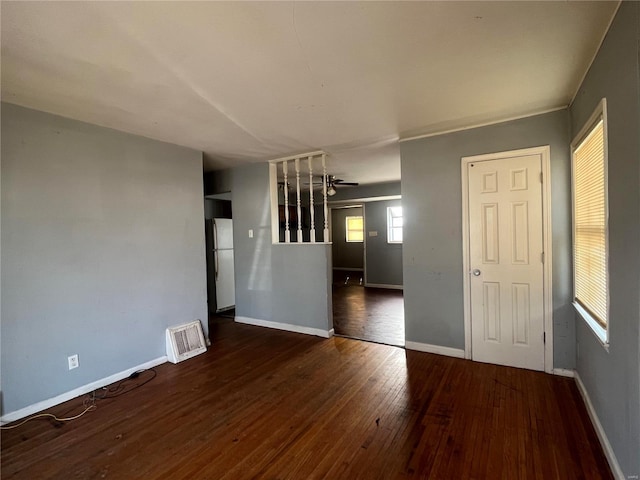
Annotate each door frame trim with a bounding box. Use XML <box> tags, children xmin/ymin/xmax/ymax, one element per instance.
<box><xmin>461</xmin><ymin>145</ymin><xmax>553</xmax><ymax>373</ymax></box>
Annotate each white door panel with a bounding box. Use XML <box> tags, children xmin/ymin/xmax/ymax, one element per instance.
<box><xmin>468</xmin><ymin>154</ymin><xmax>544</xmax><ymax>371</ymax></box>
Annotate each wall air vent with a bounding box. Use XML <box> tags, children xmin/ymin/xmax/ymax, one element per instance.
<box><xmin>166</xmin><ymin>320</ymin><xmax>207</xmax><ymax>364</ymax></box>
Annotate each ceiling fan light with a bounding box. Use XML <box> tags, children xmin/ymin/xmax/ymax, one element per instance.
<box><xmin>328</xmin><ymin>185</ymin><xmax>337</xmax><ymax>196</ymax></box>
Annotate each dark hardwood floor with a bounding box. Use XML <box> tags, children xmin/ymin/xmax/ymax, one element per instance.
<box><xmin>1</xmin><ymin>320</ymin><xmax>612</xmax><ymax>479</ymax></box>
<box><xmin>332</xmin><ymin>270</ymin><xmax>405</xmax><ymax>347</ymax></box>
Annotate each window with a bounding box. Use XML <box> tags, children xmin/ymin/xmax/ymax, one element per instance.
<box><xmin>345</xmin><ymin>216</ymin><xmax>364</xmax><ymax>242</ymax></box>
<box><xmin>387</xmin><ymin>206</ymin><xmax>403</xmax><ymax>243</ymax></box>
<box><xmin>571</xmin><ymin>98</ymin><xmax>608</xmax><ymax>344</ymax></box>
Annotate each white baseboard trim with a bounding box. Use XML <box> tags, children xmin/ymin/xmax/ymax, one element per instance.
<box><xmin>1</xmin><ymin>356</ymin><xmax>168</xmax><ymax>425</ymax></box>
<box><xmin>574</xmin><ymin>372</ymin><xmax>624</xmax><ymax>480</ymax></box>
<box><xmin>405</xmin><ymin>341</ymin><xmax>465</xmax><ymax>359</ymax></box>
<box><xmin>235</xmin><ymin>316</ymin><xmax>333</xmax><ymax>339</ymax></box>
<box><xmin>364</xmin><ymin>283</ymin><xmax>403</xmax><ymax>290</ymax></box>
<box><xmin>552</xmin><ymin>368</ymin><xmax>575</xmax><ymax>378</ymax></box>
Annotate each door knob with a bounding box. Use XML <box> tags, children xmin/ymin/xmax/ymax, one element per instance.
<box><xmin>472</xmin><ymin>269</ymin><xmax>481</xmax><ymax>276</ymax></box>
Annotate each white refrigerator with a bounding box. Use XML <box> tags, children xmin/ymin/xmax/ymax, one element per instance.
<box><xmin>212</xmin><ymin>218</ymin><xmax>235</xmax><ymax>312</ymax></box>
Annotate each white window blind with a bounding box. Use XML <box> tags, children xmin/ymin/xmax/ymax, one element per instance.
<box><xmin>573</xmin><ymin>117</ymin><xmax>608</xmax><ymax>328</ymax></box>
<box><xmin>346</xmin><ymin>216</ymin><xmax>364</xmax><ymax>243</ymax></box>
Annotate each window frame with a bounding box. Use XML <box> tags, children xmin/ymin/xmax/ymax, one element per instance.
<box><xmin>570</xmin><ymin>98</ymin><xmax>610</xmax><ymax>347</ymax></box>
<box><xmin>387</xmin><ymin>206</ymin><xmax>403</xmax><ymax>244</ymax></box>
<box><xmin>345</xmin><ymin>215</ymin><xmax>364</xmax><ymax>243</ymax></box>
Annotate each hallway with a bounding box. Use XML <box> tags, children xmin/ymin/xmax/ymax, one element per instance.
<box><xmin>332</xmin><ymin>270</ymin><xmax>404</xmax><ymax>347</ymax></box>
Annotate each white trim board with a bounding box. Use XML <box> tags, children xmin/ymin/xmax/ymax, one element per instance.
<box><xmin>461</xmin><ymin>145</ymin><xmax>554</xmax><ymax>373</ymax></box>
<box><xmin>330</xmin><ymin>205</ymin><xmax>363</xmax><ymax>210</ymax></box>
<box><xmin>272</xmin><ymin>242</ymin><xmax>331</xmax><ymax>246</ymax></box>
<box><xmin>364</xmin><ymin>283</ymin><xmax>403</xmax><ymax>290</ymax></box>
<box><xmin>235</xmin><ymin>316</ymin><xmax>334</xmax><ymax>338</ymax></box>
<box><xmin>328</xmin><ymin>195</ymin><xmax>401</xmax><ymax>204</ymax></box>
<box><xmin>404</xmin><ymin>341</ymin><xmax>465</xmax><ymax>359</ymax></box>
<box><xmin>574</xmin><ymin>372</ymin><xmax>624</xmax><ymax>480</ymax></box>
<box><xmin>1</xmin><ymin>356</ymin><xmax>168</xmax><ymax>425</ymax></box>
<box><xmin>552</xmin><ymin>368</ymin><xmax>575</xmax><ymax>378</ymax></box>
<box><xmin>267</xmin><ymin>150</ymin><xmax>325</xmax><ymax>164</ymax></box>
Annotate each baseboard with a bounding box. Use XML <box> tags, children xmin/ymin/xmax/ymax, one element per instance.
<box><xmin>1</xmin><ymin>356</ymin><xmax>168</xmax><ymax>425</ymax></box>
<box><xmin>364</xmin><ymin>283</ymin><xmax>403</xmax><ymax>290</ymax></box>
<box><xmin>552</xmin><ymin>368</ymin><xmax>575</xmax><ymax>378</ymax></box>
<box><xmin>235</xmin><ymin>316</ymin><xmax>333</xmax><ymax>338</ymax></box>
<box><xmin>574</xmin><ymin>372</ymin><xmax>624</xmax><ymax>480</ymax></box>
<box><xmin>404</xmin><ymin>341</ymin><xmax>465</xmax><ymax>359</ymax></box>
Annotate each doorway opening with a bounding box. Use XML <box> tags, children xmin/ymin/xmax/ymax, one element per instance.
<box><xmin>205</xmin><ymin>193</ymin><xmax>235</xmax><ymax>330</ymax></box>
<box><xmin>331</xmin><ymin>203</ymin><xmax>405</xmax><ymax>347</ymax></box>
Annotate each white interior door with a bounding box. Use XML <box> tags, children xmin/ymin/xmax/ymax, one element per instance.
<box><xmin>467</xmin><ymin>153</ymin><xmax>545</xmax><ymax>371</ymax></box>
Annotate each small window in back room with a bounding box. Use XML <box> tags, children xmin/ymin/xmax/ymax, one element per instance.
<box><xmin>387</xmin><ymin>206</ymin><xmax>403</xmax><ymax>243</ymax></box>
<box><xmin>345</xmin><ymin>215</ymin><xmax>364</xmax><ymax>242</ymax></box>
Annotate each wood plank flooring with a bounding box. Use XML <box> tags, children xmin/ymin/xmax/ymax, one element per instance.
<box><xmin>1</xmin><ymin>319</ymin><xmax>612</xmax><ymax>479</ymax></box>
<box><xmin>332</xmin><ymin>271</ymin><xmax>405</xmax><ymax>347</ymax></box>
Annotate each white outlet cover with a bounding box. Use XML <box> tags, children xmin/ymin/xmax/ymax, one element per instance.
<box><xmin>248</xmin><ymin>229</ymin><xmax>254</xmax><ymax>238</ymax></box>
<box><xmin>68</xmin><ymin>354</ymin><xmax>79</xmax><ymax>370</ymax></box>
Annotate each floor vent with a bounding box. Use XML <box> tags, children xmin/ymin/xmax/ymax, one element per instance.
<box><xmin>166</xmin><ymin>320</ymin><xmax>207</xmax><ymax>364</ymax></box>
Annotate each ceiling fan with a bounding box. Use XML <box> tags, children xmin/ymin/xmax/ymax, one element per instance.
<box><xmin>280</xmin><ymin>174</ymin><xmax>359</xmax><ymax>196</ymax></box>
<box><xmin>307</xmin><ymin>175</ymin><xmax>359</xmax><ymax>196</ymax></box>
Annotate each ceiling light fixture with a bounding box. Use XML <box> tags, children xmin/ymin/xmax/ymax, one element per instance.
<box><xmin>327</xmin><ymin>185</ymin><xmax>337</xmax><ymax>196</ymax></box>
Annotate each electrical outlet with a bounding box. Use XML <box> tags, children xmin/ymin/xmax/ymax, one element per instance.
<box><xmin>248</xmin><ymin>229</ymin><xmax>254</xmax><ymax>238</ymax></box>
<box><xmin>68</xmin><ymin>354</ymin><xmax>79</xmax><ymax>370</ymax></box>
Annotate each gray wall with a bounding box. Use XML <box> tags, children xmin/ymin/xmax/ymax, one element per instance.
<box><xmin>331</xmin><ymin>207</ymin><xmax>364</xmax><ymax>269</ymax></box>
<box><xmin>231</xmin><ymin>163</ymin><xmax>332</xmax><ymax>332</ymax></box>
<box><xmin>400</xmin><ymin>109</ymin><xmax>573</xmax><ymax>367</ymax></box>
<box><xmin>329</xmin><ymin>181</ymin><xmax>400</xmax><ymax>202</ymax></box>
<box><xmin>1</xmin><ymin>103</ymin><xmax>208</xmax><ymax>415</ymax></box>
<box><xmin>364</xmin><ymin>199</ymin><xmax>403</xmax><ymax>286</ymax></box>
<box><xmin>569</xmin><ymin>2</ymin><xmax>640</xmax><ymax>476</ymax></box>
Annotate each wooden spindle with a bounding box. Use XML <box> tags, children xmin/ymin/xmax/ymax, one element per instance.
<box><xmin>295</xmin><ymin>158</ymin><xmax>302</xmax><ymax>243</ymax></box>
<box><xmin>308</xmin><ymin>156</ymin><xmax>316</xmax><ymax>243</ymax></box>
<box><xmin>322</xmin><ymin>154</ymin><xmax>329</xmax><ymax>242</ymax></box>
<box><xmin>283</xmin><ymin>161</ymin><xmax>290</xmax><ymax>243</ymax></box>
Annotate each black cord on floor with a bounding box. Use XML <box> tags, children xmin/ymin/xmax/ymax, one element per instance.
<box><xmin>1</xmin><ymin>368</ymin><xmax>158</xmax><ymax>430</ymax></box>
<box><xmin>91</xmin><ymin>368</ymin><xmax>157</xmax><ymax>400</ymax></box>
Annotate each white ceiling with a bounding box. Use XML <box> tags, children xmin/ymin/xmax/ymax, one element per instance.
<box><xmin>1</xmin><ymin>1</ymin><xmax>618</xmax><ymax>184</ymax></box>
